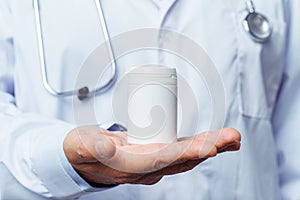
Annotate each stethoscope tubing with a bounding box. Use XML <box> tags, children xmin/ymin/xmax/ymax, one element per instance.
<box><xmin>33</xmin><ymin>0</ymin><xmax>117</xmax><ymax>100</ymax></box>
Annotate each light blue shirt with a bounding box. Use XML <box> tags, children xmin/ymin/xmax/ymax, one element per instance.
<box><xmin>0</xmin><ymin>0</ymin><xmax>299</xmax><ymax>199</ymax></box>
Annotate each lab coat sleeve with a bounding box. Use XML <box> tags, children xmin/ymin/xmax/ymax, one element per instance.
<box><xmin>272</xmin><ymin>0</ymin><xmax>300</xmax><ymax>199</ymax></box>
<box><xmin>0</xmin><ymin>2</ymin><xmax>108</xmax><ymax>199</ymax></box>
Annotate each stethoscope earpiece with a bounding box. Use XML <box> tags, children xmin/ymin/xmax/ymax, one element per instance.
<box><xmin>243</xmin><ymin>0</ymin><xmax>273</xmax><ymax>43</ymax></box>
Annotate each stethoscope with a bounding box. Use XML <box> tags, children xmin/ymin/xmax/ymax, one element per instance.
<box><xmin>33</xmin><ymin>0</ymin><xmax>116</xmax><ymax>100</ymax></box>
<box><xmin>33</xmin><ymin>0</ymin><xmax>273</xmax><ymax>101</ymax></box>
<box><xmin>243</xmin><ymin>0</ymin><xmax>273</xmax><ymax>42</ymax></box>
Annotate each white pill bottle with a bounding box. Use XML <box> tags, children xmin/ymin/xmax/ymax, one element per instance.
<box><xmin>127</xmin><ymin>65</ymin><xmax>177</xmax><ymax>144</ymax></box>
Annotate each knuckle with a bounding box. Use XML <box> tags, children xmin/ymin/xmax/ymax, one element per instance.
<box><xmin>76</xmin><ymin>140</ymin><xmax>90</xmax><ymax>161</ymax></box>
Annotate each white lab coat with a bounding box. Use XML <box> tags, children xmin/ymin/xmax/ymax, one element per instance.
<box><xmin>0</xmin><ymin>0</ymin><xmax>299</xmax><ymax>199</ymax></box>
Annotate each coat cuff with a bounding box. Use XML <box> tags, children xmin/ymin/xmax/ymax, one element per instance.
<box><xmin>30</xmin><ymin>123</ymin><xmax>85</xmax><ymax>198</ymax></box>
<box><xmin>30</xmin><ymin>122</ymin><xmax>117</xmax><ymax>198</ymax></box>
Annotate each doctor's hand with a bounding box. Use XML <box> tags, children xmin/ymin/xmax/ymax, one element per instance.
<box><xmin>63</xmin><ymin>127</ymin><xmax>241</xmax><ymax>186</ymax></box>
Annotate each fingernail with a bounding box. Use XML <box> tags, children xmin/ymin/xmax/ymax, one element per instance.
<box><xmin>95</xmin><ymin>140</ymin><xmax>115</xmax><ymax>159</ymax></box>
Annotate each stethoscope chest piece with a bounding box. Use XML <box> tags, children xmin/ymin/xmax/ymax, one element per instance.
<box><xmin>243</xmin><ymin>12</ymin><xmax>273</xmax><ymax>43</ymax></box>
<box><xmin>243</xmin><ymin>0</ymin><xmax>273</xmax><ymax>43</ymax></box>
